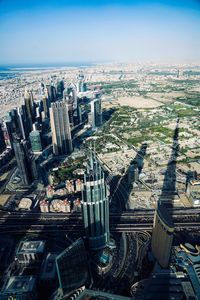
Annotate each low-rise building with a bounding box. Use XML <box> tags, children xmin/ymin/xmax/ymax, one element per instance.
<box><xmin>16</xmin><ymin>240</ymin><xmax>46</xmax><ymax>265</ymax></box>
<box><xmin>40</xmin><ymin>199</ymin><xmax>49</xmax><ymax>212</ymax></box>
<box><xmin>186</xmin><ymin>180</ymin><xmax>200</xmax><ymax>207</ymax></box>
<box><xmin>66</xmin><ymin>180</ymin><xmax>75</xmax><ymax>193</ymax></box>
<box><xmin>18</xmin><ymin>197</ymin><xmax>32</xmax><ymax>210</ymax></box>
<box><xmin>0</xmin><ymin>276</ymin><xmax>37</xmax><ymax>300</ymax></box>
<box><xmin>50</xmin><ymin>199</ymin><xmax>70</xmax><ymax>213</ymax></box>
<box><xmin>73</xmin><ymin>198</ymin><xmax>82</xmax><ymax>212</ymax></box>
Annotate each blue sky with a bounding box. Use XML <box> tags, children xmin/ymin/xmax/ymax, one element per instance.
<box><xmin>0</xmin><ymin>0</ymin><xmax>200</xmax><ymax>65</ymax></box>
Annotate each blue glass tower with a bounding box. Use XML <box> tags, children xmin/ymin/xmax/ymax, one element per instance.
<box><xmin>81</xmin><ymin>152</ymin><xmax>110</xmax><ymax>250</ymax></box>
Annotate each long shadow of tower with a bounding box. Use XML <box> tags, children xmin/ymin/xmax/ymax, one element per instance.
<box><xmin>160</xmin><ymin>118</ymin><xmax>179</xmax><ymax>207</ymax></box>
<box><xmin>151</xmin><ymin>118</ymin><xmax>180</xmax><ymax>268</ymax></box>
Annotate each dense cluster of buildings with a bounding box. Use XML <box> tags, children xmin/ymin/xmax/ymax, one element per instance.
<box><xmin>0</xmin><ymin>65</ymin><xmax>200</xmax><ymax>299</ymax></box>
<box><xmin>0</xmin><ymin>144</ymin><xmax>200</xmax><ymax>299</ymax></box>
<box><xmin>0</xmin><ymin>72</ymin><xmax>103</xmax><ymax>191</ymax></box>
<box><xmin>0</xmin><ymin>152</ymin><xmax>115</xmax><ymax>299</ymax></box>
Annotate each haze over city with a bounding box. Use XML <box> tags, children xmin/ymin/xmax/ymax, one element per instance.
<box><xmin>0</xmin><ymin>0</ymin><xmax>200</xmax><ymax>65</ymax></box>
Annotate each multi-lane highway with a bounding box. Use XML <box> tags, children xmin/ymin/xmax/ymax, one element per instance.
<box><xmin>0</xmin><ymin>208</ymin><xmax>200</xmax><ymax>234</ymax></box>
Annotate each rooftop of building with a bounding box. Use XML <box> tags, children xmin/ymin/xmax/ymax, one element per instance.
<box><xmin>1</xmin><ymin>276</ymin><xmax>36</xmax><ymax>293</ymax></box>
<box><xmin>17</xmin><ymin>240</ymin><xmax>46</xmax><ymax>254</ymax></box>
<box><xmin>40</xmin><ymin>253</ymin><xmax>57</xmax><ymax>280</ymax></box>
<box><xmin>56</xmin><ymin>238</ymin><xmax>90</xmax><ymax>294</ymax></box>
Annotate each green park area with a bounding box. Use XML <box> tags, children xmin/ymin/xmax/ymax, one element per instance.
<box><xmin>51</xmin><ymin>156</ymin><xmax>86</xmax><ymax>185</ymax></box>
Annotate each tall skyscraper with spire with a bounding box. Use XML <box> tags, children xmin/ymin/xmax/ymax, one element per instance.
<box><xmin>50</xmin><ymin>101</ymin><xmax>73</xmax><ymax>156</ymax></box>
<box><xmin>81</xmin><ymin>151</ymin><xmax>110</xmax><ymax>250</ymax></box>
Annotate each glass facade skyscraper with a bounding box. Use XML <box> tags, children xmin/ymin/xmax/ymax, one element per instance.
<box><xmin>91</xmin><ymin>98</ymin><xmax>102</xmax><ymax>129</ymax></box>
<box><xmin>50</xmin><ymin>101</ymin><xmax>73</xmax><ymax>156</ymax></box>
<box><xmin>81</xmin><ymin>152</ymin><xmax>110</xmax><ymax>250</ymax></box>
<box><xmin>56</xmin><ymin>238</ymin><xmax>89</xmax><ymax>295</ymax></box>
<box><xmin>12</xmin><ymin>135</ymin><xmax>33</xmax><ymax>185</ymax></box>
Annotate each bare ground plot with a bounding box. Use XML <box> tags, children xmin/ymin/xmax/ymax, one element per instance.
<box><xmin>116</xmin><ymin>96</ymin><xmax>162</xmax><ymax>108</ymax></box>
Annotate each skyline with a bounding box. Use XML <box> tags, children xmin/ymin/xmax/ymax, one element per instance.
<box><xmin>0</xmin><ymin>0</ymin><xmax>200</xmax><ymax>65</ymax></box>
<box><xmin>0</xmin><ymin>4</ymin><xmax>200</xmax><ymax>298</ymax></box>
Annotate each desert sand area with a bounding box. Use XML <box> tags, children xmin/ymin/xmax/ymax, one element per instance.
<box><xmin>116</xmin><ymin>96</ymin><xmax>163</xmax><ymax>108</ymax></box>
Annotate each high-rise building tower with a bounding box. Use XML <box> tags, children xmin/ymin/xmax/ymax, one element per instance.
<box><xmin>81</xmin><ymin>151</ymin><xmax>110</xmax><ymax>250</ymax></box>
<box><xmin>91</xmin><ymin>98</ymin><xmax>102</xmax><ymax>129</ymax></box>
<box><xmin>77</xmin><ymin>102</ymin><xmax>82</xmax><ymax>124</ymax></box>
<box><xmin>4</xmin><ymin>112</ymin><xmax>16</xmax><ymax>148</ymax></box>
<box><xmin>46</xmin><ymin>84</ymin><xmax>57</xmax><ymax>103</ymax></box>
<box><xmin>12</xmin><ymin>134</ymin><xmax>33</xmax><ymax>185</ymax></box>
<box><xmin>63</xmin><ymin>89</ymin><xmax>74</xmax><ymax>127</ymax></box>
<box><xmin>56</xmin><ymin>80</ymin><xmax>65</xmax><ymax>99</ymax></box>
<box><xmin>42</xmin><ymin>95</ymin><xmax>50</xmax><ymax>119</ymax></box>
<box><xmin>50</xmin><ymin>101</ymin><xmax>73</xmax><ymax>156</ymax></box>
<box><xmin>151</xmin><ymin>202</ymin><xmax>174</xmax><ymax>268</ymax></box>
<box><xmin>77</xmin><ymin>72</ymin><xmax>87</xmax><ymax>93</ymax></box>
<box><xmin>17</xmin><ymin>107</ymin><xmax>26</xmax><ymax>140</ymax></box>
<box><xmin>5</xmin><ymin>106</ymin><xmax>32</xmax><ymax>146</ymax></box>
<box><xmin>24</xmin><ymin>90</ymin><xmax>35</xmax><ymax>125</ymax></box>
<box><xmin>29</xmin><ymin>124</ymin><xmax>42</xmax><ymax>153</ymax></box>
<box><xmin>56</xmin><ymin>238</ymin><xmax>89</xmax><ymax>295</ymax></box>
<box><xmin>20</xmin><ymin>104</ymin><xmax>32</xmax><ymax>138</ymax></box>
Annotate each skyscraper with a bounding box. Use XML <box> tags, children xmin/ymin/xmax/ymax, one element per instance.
<box><xmin>56</xmin><ymin>238</ymin><xmax>89</xmax><ymax>295</ymax></box>
<box><xmin>56</xmin><ymin>80</ymin><xmax>65</xmax><ymax>99</ymax></box>
<box><xmin>17</xmin><ymin>107</ymin><xmax>26</xmax><ymax>140</ymax></box>
<box><xmin>151</xmin><ymin>202</ymin><xmax>174</xmax><ymax>268</ymax></box>
<box><xmin>63</xmin><ymin>89</ymin><xmax>74</xmax><ymax>127</ymax></box>
<box><xmin>46</xmin><ymin>84</ymin><xmax>57</xmax><ymax>103</ymax></box>
<box><xmin>81</xmin><ymin>151</ymin><xmax>110</xmax><ymax>250</ymax></box>
<box><xmin>42</xmin><ymin>95</ymin><xmax>50</xmax><ymax>119</ymax></box>
<box><xmin>20</xmin><ymin>104</ymin><xmax>33</xmax><ymax>138</ymax></box>
<box><xmin>50</xmin><ymin>101</ymin><xmax>73</xmax><ymax>156</ymax></box>
<box><xmin>29</xmin><ymin>125</ymin><xmax>42</xmax><ymax>153</ymax></box>
<box><xmin>65</xmin><ymin>84</ymin><xmax>77</xmax><ymax>108</ymax></box>
<box><xmin>77</xmin><ymin>72</ymin><xmax>87</xmax><ymax>93</ymax></box>
<box><xmin>4</xmin><ymin>112</ymin><xmax>16</xmax><ymax>148</ymax></box>
<box><xmin>77</xmin><ymin>102</ymin><xmax>82</xmax><ymax>124</ymax></box>
<box><xmin>24</xmin><ymin>89</ymin><xmax>35</xmax><ymax>125</ymax></box>
<box><xmin>12</xmin><ymin>134</ymin><xmax>33</xmax><ymax>185</ymax></box>
<box><xmin>91</xmin><ymin>98</ymin><xmax>102</xmax><ymax>129</ymax></box>
<box><xmin>4</xmin><ymin>106</ymin><xmax>32</xmax><ymax>147</ymax></box>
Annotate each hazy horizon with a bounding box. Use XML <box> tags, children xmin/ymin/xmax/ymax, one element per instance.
<box><xmin>1</xmin><ymin>0</ymin><xmax>200</xmax><ymax>65</ymax></box>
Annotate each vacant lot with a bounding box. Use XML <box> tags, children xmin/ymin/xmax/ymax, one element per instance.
<box><xmin>116</xmin><ymin>96</ymin><xmax>162</xmax><ymax>108</ymax></box>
